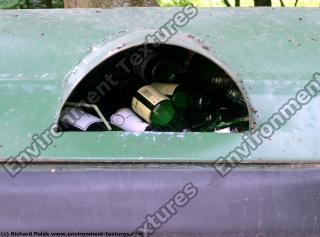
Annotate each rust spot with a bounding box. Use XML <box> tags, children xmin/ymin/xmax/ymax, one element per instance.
<box><xmin>184</xmin><ymin>33</ymin><xmax>212</xmax><ymax>51</ymax></box>
<box><xmin>251</xmin><ymin>108</ymin><xmax>258</xmax><ymax>114</ymax></box>
<box><xmin>116</xmin><ymin>43</ymin><xmax>126</xmax><ymax>50</ymax></box>
<box><xmin>201</xmin><ymin>45</ymin><xmax>211</xmax><ymax>51</ymax></box>
<box><xmin>299</xmin><ymin>17</ymin><xmax>303</xmax><ymax>21</ymax></box>
<box><xmin>197</xmin><ymin>40</ymin><xmax>212</xmax><ymax>51</ymax></box>
<box><xmin>185</xmin><ymin>33</ymin><xmax>195</xmax><ymax>39</ymax></box>
<box><xmin>251</xmin><ymin>121</ymin><xmax>257</xmax><ymax>132</ymax></box>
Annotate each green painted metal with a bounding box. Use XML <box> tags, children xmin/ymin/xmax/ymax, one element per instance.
<box><xmin>0</xmin><ymin>8</ymin><xmax>319</xmax><ymax>163</ymax></box>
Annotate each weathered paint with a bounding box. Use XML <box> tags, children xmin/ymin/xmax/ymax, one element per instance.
<box><xmin>0</xmin><ymin>8</ymin><xmax>319</xmax><ymax>163</ymax></box>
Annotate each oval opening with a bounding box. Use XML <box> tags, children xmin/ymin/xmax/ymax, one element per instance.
<box><xmin>58</xmin><ymin>43</ymin><xmax>250</xmax><ymax>133</ymax></box>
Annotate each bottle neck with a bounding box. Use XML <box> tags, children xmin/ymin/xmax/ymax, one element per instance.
<box><xmin>210</xmin><ymin>74</ymin><xmax>234</xmax><ymax>89</ymax></box>
<box><xmin>187</xmin><ymin>89</ymin><xmax>212</xmax><ymax>111</ymax></box>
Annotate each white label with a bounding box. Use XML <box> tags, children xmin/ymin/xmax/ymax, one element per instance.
<box><xmin>131</xmin><ymin>97</ymin><xmax>152</xmax><ymax>123</ymax></box>
<box><xmin>61</xmin><ymin>107</ymin><xmax>102</xmax><ymax>131</ymax></box>
<box><xmin>137</xmin><ymin>85</ymin><xmax>169</xmax><ymax>106</ymax></box>
<box><xmin>151</xmin><ymin>82</ymin><xmax>179</xmax><ymax>96</ymax></box>
<box><xmin>111</xmin><ymin>108</ymin><xmax>149</xmax><ymax>132</ymax></box>
<box><xmin>215</xmin><ymin>127</ymin><xmax>231</xmax><ymax>133</ymax></box>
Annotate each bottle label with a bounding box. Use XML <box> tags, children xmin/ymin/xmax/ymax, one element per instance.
<box><xmin>215</xmin><ymin>127</ymin><xmax>231</xmax><ymax>133</ymax></box>
<box><xmin>137</xmin><ymin>85</ymin><xmax>169</xmax><ymax>106</ymax></box>
<box><xmin>151</xmin><ymin>83</ymin><xmax>179</xmax><ymax>96</ymax></box>
<box><xmin>110</xmin><ymin>108</ymin><xmax>149</xmax><ymax>132</ymax></box>
<box><xmin>61</xmin><ymin>107</ymin><xmax>102</xmax><ymax>131</ymax></box>
<box><xmin>131</xmin><ymin>97</ymin><xmax>152</xmax><ymax>123</ymax></box>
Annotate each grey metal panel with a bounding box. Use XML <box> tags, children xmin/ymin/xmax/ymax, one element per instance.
<box><xmin>0</xmin><ymin>165</ymin><xmax>319</xmax><ymax>236</ymax></box>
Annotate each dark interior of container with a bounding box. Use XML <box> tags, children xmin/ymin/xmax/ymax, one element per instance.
<box><xmin>59</xmin><ymin>44</ymin><xmax>249</xmax><ymax>133</ymax></box>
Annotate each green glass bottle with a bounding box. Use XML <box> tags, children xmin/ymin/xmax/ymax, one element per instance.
<box><xmin>133</xmin><ymin>53</ymin><xmax>179</xmax><ymax>83</ymax></box>
<box><xmin>189</xmin><ymin>54</ymin><xmax>234</xmax><ymax>89</ymax></box>
<box><xmin>189</xmin><ymin>107</ymin><xmax>249</xmax><ymax>132</ymax></box>
<box><xmin>226</xmin><ymin>87</ymin><xmax>245</xmax><ymax>103</ymax></box>
<box><xmin>131</xmin><ymin>84</ymin><xmax>191</xmax><ymax>132</ymax></box>
<box><xmin>224</xmin><ymin>86</ymin><xmax>248</xmax><ymax>117</ymax></box>
<box><xmin>150</xmin><ymin>82</ymin><xmax>224</xmax><ymax>112</ymax></box>
<box><xmin>213</xmin><ymin>116</ymin><xmax>249</xmax><ymax>132</ymax></box>
<box><xmin>189</xmin><ymin>112</ymin><xmax>222</xmax><ymax>131</ymax></box>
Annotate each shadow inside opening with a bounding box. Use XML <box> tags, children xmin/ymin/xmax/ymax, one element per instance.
<box><xmin>58</xmin><ymin>44</ymin><xmax>250</xmax><ymax>133</ymax></box>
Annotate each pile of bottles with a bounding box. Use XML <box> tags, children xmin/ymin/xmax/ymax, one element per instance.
<box><xmin>59</xmin><ymin>49</ymin><xmax>249</xmax><ymax>133</ymax></box>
